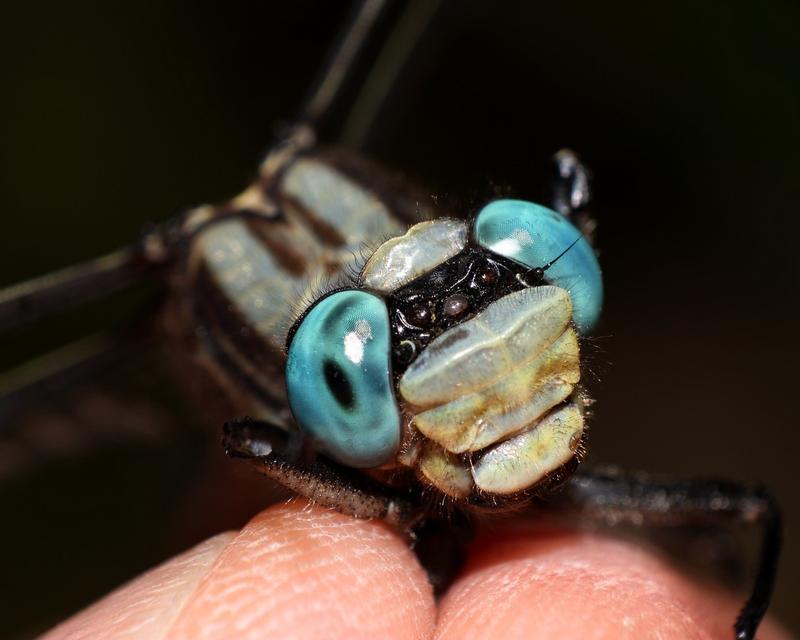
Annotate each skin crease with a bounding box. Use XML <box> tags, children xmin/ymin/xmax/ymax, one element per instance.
<box><xmin>42</xmin><ymin>500</ymin><xmax>792</xmax><ymax>640</ymax></box>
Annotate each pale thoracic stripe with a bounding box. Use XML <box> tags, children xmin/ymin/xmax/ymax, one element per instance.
<box><xmin>282</xmin><ymin>158</ymin><xmax>404</xmax><ymax>247</ymax></box>
<box><xmin>192</xmin><ymin>156</ymin><xmax>414</xmax><ymax>415</ymax></box>
<box><xmin>198</xmin><ymin>160</ymin><xmax>409</xmax><ymax>348</ymax></box>
<box><xmin>198</xmin><ymin>220</ymin><xmax>303</xmax><ymax>347</ymax></box>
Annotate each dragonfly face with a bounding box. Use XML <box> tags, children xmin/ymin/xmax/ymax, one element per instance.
<box><xmin>0</xmin><ymin>3</ymin><xmax>783</xmax><ymax>636</ymax></box>
<box><xmin>177</xmin><ymin>143</ymin><xmax>600</xmax><ymax>503</ymax></box>
<box><xmin>285</xmin><ymin>198</ymin><xmax>603</xmax><ymax>501</ymax></box>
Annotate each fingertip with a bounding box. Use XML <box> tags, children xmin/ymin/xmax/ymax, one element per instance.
<box><xmin>435</xmin><ymin>530</ymin><xmax>789</xmax><ymax>640</ymax></box>
<box><xmin>44</xmin><ymin>500</ymin><xmax>435</xmax><ymax>640</ymax></box>
<box><xmin>42</xmin><ymin>532</ymin><xmax>236</xmax><ymax>640</ymax></box>
<box><xmin>166</xmin><ymin>499</ymin><xmax>435</xmax><ymax>640</ymax></box>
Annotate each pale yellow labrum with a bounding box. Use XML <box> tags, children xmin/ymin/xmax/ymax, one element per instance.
<box><xmin>472</xmin><ymin>404</ymin><xmax>584</xmax><ymax>494</ymax></box>
<box><xmin>413</xmin><ymin>328</ymin><xmax>580</xmax><ymax>453</ymax></box>
<box><xmin>417</xmin><ymin>441</ymin><xmax>474</xmax><ymax>499</ymax></box>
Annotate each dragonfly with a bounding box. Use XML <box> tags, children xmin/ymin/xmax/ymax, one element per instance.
<box><xmin>0</xmin><ymin>2</ymin><xmax>782</xmax><ymax>639</ymax></box>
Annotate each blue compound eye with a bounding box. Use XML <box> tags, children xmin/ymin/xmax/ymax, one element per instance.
<box><xmin>473</xmin><ymin>199</ymin><xmax>603</xmax><ymax>333</ymax></box>
<box><xmin>286</xmin><ymin>289</ymin><xmax>400</xmax><ymax>468</ymax></box>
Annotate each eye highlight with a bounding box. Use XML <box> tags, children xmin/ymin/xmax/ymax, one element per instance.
<box><xmin>473</xmin><ymin>199</ymin><xmax>603</xmax><ymax>333</ymax></box>
<box><xmin>286</xmin><ymin>289</ymin><xmax>400</xmax><ymax>468</ymax></box>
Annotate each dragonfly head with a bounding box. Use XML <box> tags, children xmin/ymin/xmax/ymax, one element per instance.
<box><xmin>285</xmin><ymin>200</ymin><xmax>602</xmax><ymax>502</ymax></box>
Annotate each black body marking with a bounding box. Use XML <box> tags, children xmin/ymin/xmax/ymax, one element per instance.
<box><xmin>386</xmin><ymin>247</ymin><xmax>544</xmax><ymax>374</ymax></box>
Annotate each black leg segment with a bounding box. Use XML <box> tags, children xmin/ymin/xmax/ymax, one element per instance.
<box><xmin>223</xmin><ymin>417</ymin><xmax>423</xmax><ymax>533</ymax></box>
<box><xmin>223</xmin><ymin>417</ymin><xmax>475</xmax><ymax>595</ymax></box>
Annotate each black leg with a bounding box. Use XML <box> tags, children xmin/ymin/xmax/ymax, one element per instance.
<box><xmin>294</xmin><ymin>0</ymin><xmax>446</xmax><ymax>147</ymax></box>
<box><xmin>223</xmin><ymin>417</ymin><xmax>474</xmax><ymax>595</ymax></box>
<box><xmin>550</xmin><ymin>468</ymin><xmax>781</xmax><ymax>640</ymax></box>
<box><xmin>549</xmin><ymin>149</ymin><xmax>592</xmax><ymax>217</ymax></box>
<box><xmin>0</xmin><ymin>332</ymin><xmax>141</xmax><ymax>430</ymax></box>
<box><xmin>549</xmin><ymin>149</ymin><xmax>598</xmax><ymax>244</ymax></box>
<box><xmin>299</xmin><ymin>0</ymin><xmax>394</xmax><ymax>130</ymax></box>
<box><xmin>338</xmin><ymin>0</ymin><xmax>445</xmax><ymax>148</ymax></box>
<box><xmin>223</xmin><ymin>417</ymin><xmax>424</xmax><ymax>533</ymax></box>
<box><xmin>0</xmin><ymin>241</ymin><xmax>168</xmax><ymax>333</ymax></box>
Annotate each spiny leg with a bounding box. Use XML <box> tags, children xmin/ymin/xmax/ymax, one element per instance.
<box><xmin>0</xmin><ymin>241</ymin><xmax>167</xmax><ymax>333</ymax></box>
<box><xmin>551</xmin><ymin>468</ymin><xmax>781</xmax><ymax>640</ymax></box>
<box><xmin>222</xmin><ymin>417</ymin><xmax>423</xmax><ymax>532</ymax></box>
<box><xmin>223</xmin><ymin>417</ymin><xmax>473</xmax><ymax>594</ymax></box>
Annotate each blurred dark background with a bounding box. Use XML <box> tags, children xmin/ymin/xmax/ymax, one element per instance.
<box><xmin>0</xmin><ymin>1</ymin><xmax>797</xmax><ymax>637</ymax></box>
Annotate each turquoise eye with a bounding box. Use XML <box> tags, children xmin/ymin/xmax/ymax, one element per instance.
<box><xmin>286</xmin><ymin>289</ymin><xmax>400</xmax><ymax>468</ymax></box>
<box><xmin>473</xmin><ymin>199</ymin><xmax>603</xmax><ymax>333</ymax></box>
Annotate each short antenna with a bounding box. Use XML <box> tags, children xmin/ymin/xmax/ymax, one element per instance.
<box><xmin>526</xmin><ymin>235</ymin><xmax>583</xmax><ymax>281</ymax></box>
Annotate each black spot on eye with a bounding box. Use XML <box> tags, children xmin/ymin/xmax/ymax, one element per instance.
<box><xmin>323</xmin><ymin>360</ymin><xmax>354</xmax><ymax>409</ymax></box>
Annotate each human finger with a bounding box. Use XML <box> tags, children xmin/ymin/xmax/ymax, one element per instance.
<box><xmin>434</xmin><ymin>529</ymin><xmax>790</xmax><ymax>640</ymax></box>
<box><xmin>43</xmin><ymin>500</ymin><xmax>435</xmax><ymax>640</ymax></box>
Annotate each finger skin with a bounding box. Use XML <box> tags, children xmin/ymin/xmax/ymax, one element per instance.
<box><xmin>41</xmin><ymin>532</ymin><xmax>236</xmax><ymax>640</ymax></box>
<box><xmin>166</xmin><ymin>500</ymin><xmax>435</xmax><ymax>640</ymax></box>
<box><xmin>43</xmin><ymin>506</ymin><xmax>790</xmax><ymax>640</ymax></box>
<box><xmin>43</xmin><ymin>500</ymin><xmax>435</xmax><ymax>640</ymax></box>
<box><xmin>435</xmin><ymin>529</ymin><xmax>791</xmax><ymax>640</ymax></box>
